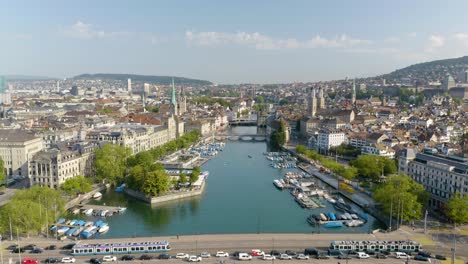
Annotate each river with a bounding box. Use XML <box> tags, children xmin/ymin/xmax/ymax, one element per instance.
<box><xmin>88</xmin><ymin>127</ymin><xmax>382</xmax><ymax>238</ymax></box>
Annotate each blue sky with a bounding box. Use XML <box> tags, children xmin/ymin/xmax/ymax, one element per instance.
<box><xmin>2</xmin><ymin>0</ymin><xmax>468</xmax><ymax>84</ymax></box>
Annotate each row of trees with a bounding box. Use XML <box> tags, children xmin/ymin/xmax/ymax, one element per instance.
<box><xmin>350</xmin><ymin>155</ymin><xmax>397</xmax><ymax>181</ymax></box>
<box><xmin>329</xmin><ymin>144</ymin><xmax>361</xmax><ymax>157</ymax></box>
<box><xmin>94</xmin><ymin>130</ymin><xmax>202</xmax><ymax>197</ymax></box>
<box><xmin>0</xmin><ymin>186</ymin><xmax>65</xmax><ymax>235</ymax></box>
<box><xmin>60</xmin><ymin>176</ymin><xmax>93</xmax><ymax>196</ymax></box>
<box><xmin>192</xmin><ymin>97</ymin><xmax>233</xmax><ymax>107</ymax></box>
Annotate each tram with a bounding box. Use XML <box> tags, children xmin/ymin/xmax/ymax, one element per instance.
<box><xmin>330</xmin><ymin>240</ymin><xmax>422</xmax><ymax>253</ymax></box>
<box><xmin>71</xmin><ymin>241</ymin><xmax>170</xmax><ymax>256</ymax></box>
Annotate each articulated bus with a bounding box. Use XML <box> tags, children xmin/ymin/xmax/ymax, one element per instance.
<box><xmin>330</xmin><ymin>240</ymin><xmax>422</xmax><ymax>253</ymax></box>
<box><xmin>71</xmin><ymin>241</ymin><xmax>170</xmax><ymax>256</ymax></box>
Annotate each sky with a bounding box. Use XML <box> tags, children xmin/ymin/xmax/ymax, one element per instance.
<box><xmin>2</xmin><ymin>0</ymin><xmax>468</xmax><ymax>84</ymax></box>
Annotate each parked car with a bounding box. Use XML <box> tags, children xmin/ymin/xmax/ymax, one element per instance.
<box><xmin>279</xmin><ymin>254</ymin><xmax>292</xmax><ymax>260</ymax></box>
<box><xmin>316</xmin><ymin>253</ymin><xmax>330</xmax><ymax>259</ymax></box>
<box><xmin>89</xmin><ymin>258</ymin><xmax>102</xmax><ymax>264</ymax></box>
<box><xmin>296</xmin><ymin>254</ymin><xmax>309</xmax><ymax>260</ymax></box>
<box><xmin>102</xmin><ymin>256</ymin><xmax>116</xmax><ymax>262</ymax></box>
<box><xmin>232</xmin><ymin>252</ymin><xmax>242</xmax><ymax>258</ymax></box>
<box><xmin>61</xmin><ymin>244</ymin><xmax>76</xmax><ymax>250</ymax></box>
<box><xmin>176</xmin><ymin>253</ymin><xmax>190</xmax><ymax>259</ymax></box>
<box><xmin>395</xmin><ymin>252</ymin><xmax>409</xmax><ymax>259</ymax></box>
<box><xmin>12</xmin><ymin>248</ymin><xmax>25</xmax><ymax>253</ymax></box>
<box><xmin>418</xmin><ymin>251</ymin><xmax>432</xmax><ymax>258</ymax></box>
<box><xmin>337</xmin><ymin>254</ymin><xmax>351</xmax><ymax>259</ymax></box>
<box><xmin>200</xmin><ymin>252</ymin><xmax>211</xmax><ymax>258</ymax></box>
<box><xmin>238</xmin><ymin>253</ymin><xmax>252</xmax><ymax>261</ymax></box>
<box><xmin>158</xmin><ymin>254</ymin><xmax>171</xmax><ymax>260</ymax></box>
<box><xmin>215</xmin><ymin>251</ymin><xmax>229</xmax><ymax>257</ymax></box>
<box><xmin>44</xmin><ymin>258</ymin><xmax>60</xmax><ymax>263</ymax></box>
<box><xmin>435</xmin><ymin>254</ymin><xmax>447</xmax><ymax>260</ymax></box>
<box><xmin>61</xmin><ymin>257</ymin><xmax>76</xmax><ymax>263</ymax></box>
<box><xmin>31</xmin><ymin>249</ymin><xmax>44</xmax><ymax>254</ymax></box>
<box><xmin>414</xmin><ymin>255</ymin><xmax>430</xmax><ymax>262</ymax></box>
<box><xmin>262</xmin><ymin>254</ymin><xmax>275</xmax><ymax>260</ymax></box>
<box><xmin>357</xmin><ymin>252</ymin><xmax>370</xmax><ymax>259</ymax></box>
<box><xmin>23</xmin><ymin>244</ymin><xmax>36</xmax><ymax>250</ymax></box>
<box><xmin>7</xmin><ymin>244</ymin><xmax>18</xmax><ymax>250</ymax></box>
<box><xmin>270</xmin><ymin>250</ymin><xmax>281</xmax><ymax>257</ymax></box>
<box><xmin>120</xmin><ymin>255</ymin><xmax>134</xmax><ymax>261</ymax></box>
<box><xmin>375</xmin><ymin>253</ymin><xmax>388</xmax><ymax>259</ymax></box>
<box><xmin>251</xmin><ymin>249</ymin><xmax>265</xmax><ymax>256</ymax></box>
<box><xmin>188</xmin><ymin>255</ymin><xmax>202</xmax><ymax>262</ymax></box>
<box><xmin>140</xmin><ymin>255</ymin><xmax>153</xmax><ymax>260</ymax></box>
<box><xmin>45</xmin><ymin>245</ymin><xmax>57</xmax><ymax>250</ymax></box>
<box><xmin>285</xmin><ymin>250</ymin><xmax>296</xmax><ymax>257</ymax></box>
<box><xmin>304</xmin><ymin>248</ymin><xmax>318</xmax><ymax>256</ymax></box>
<box><xmin>22</xmin><ymin>258</ymin><xmax>38</xmax><ymax>264</ymax></box>
<box><xmin>0</xmin><ymin>191</ymin><xmax>5</xmax><ymax>195</ymax></box>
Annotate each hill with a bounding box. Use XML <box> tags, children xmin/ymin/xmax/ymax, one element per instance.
<box><xmin>73</xmin><ymin>73</ymin><xmax>212</xmax><ymax>86</ymax></box>
<box><xmin>381</xmin><ymin>55</ymin><xmax>468</xmax><ymax>85</ymax></box>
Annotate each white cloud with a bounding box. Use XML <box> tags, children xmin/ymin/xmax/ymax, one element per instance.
<box><xmin>185</xmin><ymin>31</ymin><xmax>369</xmax><ymax>50</ymax></box>
<box><xmin>453</xmin><ymin>33</ymin><xmax>468</xmax><ymax>46</ymax></box>
<box><xmin>60</xmin><ymin>21</ymin><xmax>129</xmax><ymax>39</ymax></box>
<box><xmin>425</xmin><ymin>34</ymin><xmax>445</xmax><ymax>52</ymax></box>
<box><xmin>384</xmin><ymin>37</ymin><xmax>400</xmax><ymax>43</ymax></box>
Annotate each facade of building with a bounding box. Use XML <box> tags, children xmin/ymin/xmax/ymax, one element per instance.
<box><xmin>399</xmin><ymin>148</ymin><xmax>468</xmax><ymax>209</ymax></box>
<box><xmin>442</xmin><ymin>74</ymin><xmax>456</xmax><ymax>91</ymax></box>
<box><xmin>308</xmin><ymin>88</ymin><xmax>317</xmax><ymax>117</ymax></box>
<box><xmin>316</xmin><ymin>128</ymin><xmax>346</xmax><ymax>152</ymax></box>
<box><xmin>0</xmin><ymin>129</ymin><xmax>44</xmax><ymax>177</ymax></box>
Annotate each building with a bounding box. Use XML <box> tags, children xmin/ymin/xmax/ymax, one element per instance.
<box><xmin>308</xmin><ymin>88</ymin><xmax>317</xmax><ymax>117</ymax></box>
<box><xmin>361</xmin><ymin>143</ymin><xmax>395</xmax><ymax>158</ymax></box>
<box><xmin>351</xmin><ymin>79</ymin><xmax>356</xmax><ymax>105</ymax></box>
<box><xmin>71</xmin><ymin>86</ymin><xmax>84</xmax><ymax>96</ymax></box>
<box><xmin>442</xmin><ymin>74</ymin><xmax>456</xmax><ymax>91</ymax></box>
<box><xmin>316</xmin><ymin>128</ymin><xmax>346</xmax><ymax>153</ymax></box>
<box><xmin>317</xmin><ymin>87</ymin><xmax>326</xmax><ymax>109</ymax></box>
<box><xmin>178</xmin><ymin>86</ymin><xmax>187</xmax><ymax>115</ymax></box>
<box><xmin>171</xmin><ymin>78</ymin><xmax>178</xmax><ymax>116</ymax></box>
<box><xmin>399</xmin><ymin>148</ymin><xmax>468</xmax><ymax>209</ymax></box>
<box><xmin>127</xmin><ymin>78</ymin><xmax>132</xmax><ymax>93</ymax></box>
<box><xmin>0</xmin><ymin>129</ymin><xmax>44</xmax><ymax>177</ymax></box>
<box><xmin>458</xmin><ymin>69</ymin><xmax>468</xmax><ymax>83</ymax></box>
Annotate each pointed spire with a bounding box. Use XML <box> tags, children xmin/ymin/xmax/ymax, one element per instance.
<box><xmin>171</xmin><ymin>78</ymin><xmax>177</xmax><ymax>106</ymax></box>
<box><xmin>352</xmin><ymin>78</ymin><xmax>356</xmax><ymax>93</ymax></box>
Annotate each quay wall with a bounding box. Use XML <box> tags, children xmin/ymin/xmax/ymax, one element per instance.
<box><xmin>124</xmin><ymin>181</ymin><xmax>205</xmax><ymax>205</ymax></box>
<box><xmin>65</xmin><ymin>184</ymin><xmax>110</xmax><ymax>209</ymax></box>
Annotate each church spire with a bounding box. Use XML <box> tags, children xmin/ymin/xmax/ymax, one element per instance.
<box><xmin>352</xmin><ymin>78</ymin><xmax>356</xmax><ymax>105</ymax></box>
<box><xmin>171</xmin><ymin>78</ymin><xmax>178</xmax><ymax>115</ymax></box>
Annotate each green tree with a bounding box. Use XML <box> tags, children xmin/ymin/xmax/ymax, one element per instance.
<box><xmin>179</xmin><ymin>173</ymin><xmax>187</xmax><ymax>184</ymax></box>
<box><xmin>445</xmin><ymin>192</ymin><xmax>468</xmax><ymax>225</ymax></box>
<box><xmin>95</xmin><ymin>144</ymin><xmax>131</xmax><ymax>184</ymax></box>
<box><xmin>351</xmin><ymin>155</ymin><xmax>396</xmax><ymax>181</ymax></box>
<box><xmin>0</xmin><ymin>158</ymin><xmax>5</xmax><ymax>184</ymax></box>
<box><xmin>279</xmin><ymin>98</ymin><xmax>289</xmax><ymax>105</ymax></box>
<box><xmin>60</xmin><ymin>176</ymin><xmax>93</xmax><ymax>196</ymax></box>
<box><xmin>270</xmin><ymin>121</ymin><xmax>286</xmax><ymax>150</ymax></box>
<box><xmin>190</xmin><ymin>167</ymin><xmax>201</xmax><ymax>183</ymax></box>
<box><xmin>296</xmin><ymin>145</ymin><xmax>307</xmax><ymax>155</ymax></box>
<box><xmin>127</xmin><ymin>165</ymin><xmax>146</xmax><ymax>190</ymax></box>
<box><xmin>142</xmin><ymin>170</ymin><xmax>171</xmax><ymax>197</ymax></box>
<box><xmin>373</xmin><ymin>174</ymin><xmax>428</xmax><ymax>222</ymax></box>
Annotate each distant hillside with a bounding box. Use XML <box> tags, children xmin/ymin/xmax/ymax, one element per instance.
<box><xmin>73</xmin><ymin>73</ymin><xmax>212</xmax><ymax>86</ymax></box>
<box><xmin>381</xmin><ymin>55</ymin><xmax>468</xmax><ymax>84</ymax></box>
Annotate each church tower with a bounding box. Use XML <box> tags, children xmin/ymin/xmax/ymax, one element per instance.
<box><xmin>171</xmin><ymin>78</ymin><xmax>178</xmax><ymax>116</ymax></box>
<box><xmin>351</xmin><ymin>79</ymin><xmax>356</xmax><ymax>105</ymax></box>
<box><xmin>178</xmin><ymin>86</ymin><xmax>187</xmax><ymax>115</ymax></box>
<box><xmin>308</xmin><ymin>88</ymin><xmax>317</xmax><ymax>117</ymax></box>
<box><xmin>318</xmin><ymin>87</ymin><xmax>326</xmax><ymax>109</ymax></box>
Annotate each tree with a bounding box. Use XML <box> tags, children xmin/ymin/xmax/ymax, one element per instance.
<box><xmin>60</xmin><ymin>176</ymin><xmax>93</xmax><ymax>196</ymax></box>
<box><xmin>270</xmin><ymin>121</ymin><xmax>286</xmax><ymax>150</ymax></box>
<box><xmin>296</xmin><ymin>145</ymin><xmax>307</xmax><ymax>155</ymax></box>
<box><xmin>445</xmin><ymin>193</ymin><xmax>468</xmax><ymax>225</ymax></box>
<box><xmin>95</xmin><ymin>144</ymin><xmax>131</xmax><ymax>184</ymax></box>
<box><xmin>142</xmin><ymin>170</ymin><xmax>171</xmax><ymax>197</ymax></box>
<box><xmin>350</xmin><ymin>155</ymin><xmax>396</xmax><ymax>181</ymax></box>
<box><xmin>190</xmin><ymin>167</ymin><xmax>201</xmax><ymax>183</ymax></box>
<box><xmin>0</xmin><ymin>158</ymin><xmax>5</xmax><ymax>184</ymax></box>
<box><xmin>279</xmin><ymin>98</ymin><xmax>289</xmax><ymax>105</ymax></box>
<box><xmin>179</xmin><ymin>173</ymin><xmax>187</xmax><ymax>184</ymax></box>
<box><xmin>127</xmin><ymin>165</ymin><xmax>146</xmax><ymax>190</ymax></box>
<box><xmin>373</xmin><ymin>174</ymin><xmax>428</xmax><ymax>222</ymax></box>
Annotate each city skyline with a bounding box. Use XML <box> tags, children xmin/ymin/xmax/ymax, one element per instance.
<box><xmin>3</xmin><ymin>0</ymin><xmax>468</xmax><ymax>83</ymax></box>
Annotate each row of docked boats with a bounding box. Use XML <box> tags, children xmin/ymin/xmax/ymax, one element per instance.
<box><xmin>307</xmin><ymin>212</ymin><xmax>366</xmax><ymax>228</ymax></box>
<box><xmin>51</xmin><ymin>218</ymin><xmax>110</xmax><ymax>239</ymax></box>
<box><xmin>188</xmin><ymin>142</ymin><xmax>225</xmax><ymax>157</ymax></box>
<box><xmin>70</xmin><ymin>206</ymin><xmax>127</xmax><ymax>217</ymax></box>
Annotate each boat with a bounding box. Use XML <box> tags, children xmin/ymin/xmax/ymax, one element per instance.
<box><xmin>345</xmin><ymin>220</ymin><xmax>365</xmax><ymax>227</ymax></box>
<box><xmin>72</xmin><ymin>208</ymin><xmax>80</xmax><ymax>215</ymax></box>
<box><xmin>105</xmin><ymin>211</ymin><xmax>113</xmax><ymax>217</ymax></box>
<box><xmin>73</xmin><ymin>227</ymin><xmax>84</xmax><ymax>236</ymax></box>
<box><xmin>337</xmin><ymin>198</ymin><xmax>345</xmax><ymax>204</ymax></box>
<box><xmin>117</xmin><ymin>207</ymin><xmax>127</xmax><ymax>214</ymax></box>
<box><xmin>327</xmin><ymin>212</ymin><xmax>337</xmax><ymax>221</ymax></box>
<box><xmin>66</xmin><ymin>227</ymin><xmax>78</xmax><ymax>236</ymax></box>
<box><xmin>98</xmin><ymin>225</ymin><xmax>110</xmax><ymax>233</ymax></box>
<box><xmin>323</xmin><ymin>222</ymin><xmax>343</xmax><ymax>228</ymax></box>
<box><xmin>100</xmin><ymin>210</ymin><xmax>109</xmax><ymax>217</ymax></box>
<box><xmin>273</xmin><ymin>179</ymin><xmax>284</xmax><ymax>190</ymax></box>
<box><xmin>93</xmin><ymin>192</ymin><xmax>102</xmax><ymax>199</ymax></box>
<box><xmin>115</xmin><ymin>184</ymin><xmax>126</xmax><ymax>193</ymax></box>
<box><xmin>81</xmin><ymin>226</ymin><xmax>98</xmax><ymax>238</ymax></box>
<box><xmin>83</xmin><ymin>208</ymin><xmax>93</xmax><ymax>216</ymax></box>
<box><xmin>306</xmin><ymin>215</ymin><xmax>317</xmax><ymax>225</ymax></box>
<box><xmin>338</xmin><ymin>214</ymin><xmax>346</xmax><ymax>220</ymax></box>
<box><xmin>84</xmin><ymin>221</ymin><xmax>94</xmax><ymax>227</ymax></box>
<box><xmin>57</xmin><ymin>226</ymin><xmax>70</xmax><ymax>235</ymax></box>
<box><xmin>344</xmin><ymin>213</ymin><xmax>352</xmax><ymax>220</ymax></box>
<box><xmin>319</xmin><ymin>213</ymin><xmax>328</xmax><ymax>221</ymax></box>
<box><xmin>333</xmin><ymin>203</ymin><xmax>347</xmax><ymax>211</ymax></box>
<box><xmin>248</xmin><ymin>155</ymin><xmax>252</xmax><ymax>158</ymax></box>
<box><xmin>95</xmin><ymin>220</ymin><xmax>104</xmax><ymax>227</ymax></box>
<box><xmin>57</xmin><ymin>218</ymin><xmax>66</xmax><ymax>224</ymax></box>
<box><xmin>350</xmin><ymin>214</ymin><xmax>359</xmax><ymax>220</ymax></box>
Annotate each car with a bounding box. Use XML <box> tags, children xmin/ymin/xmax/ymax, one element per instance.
<box><xmin>31</xmin><ymin>248</ymin><xmax>44</xmax><ymax>254</ymax></box>
<box><xmin>262</xmin><ymin>254</ymin><xmax>276</xmax><ymax>260</ymax></box>
<box><xmin>251</xmin><ymin>249</ymin><xmax>265</xmax><ymax>256</ymax></box>
<box><xmin>61</xmin><ymin>244</ymin><xmax>76</xmax><ymax>250</ymax></box>
<box><xmin>296</xmin><ymin>254</ymin><xmax>309</xmax><ymax>260</ymax></box>
<box><xmin>327</xmin><ymin>249</ymin><xmax>341</xmax><ymax>257</ymax></box>
<box><xmin>232</xmin><ymin>251</ymin><xmax>242</xmax><ymax>258</ymax></box>
<box><xmin>23</xmin><ymin>244</ymin><xmax>36</xmax><ymax>250</ymax></box>
<box><xmin>215</xmin><ymin>251</ymin><xmax>229</xmax><ymax>257</ymax></box>
<box><xmin>140</xmin><ymin>255</ymin><xmax>153</xmax><ymax>260</ymax></box>
<box><xmin>285</xmin><ymin>250</ymin><xmax>296</xmax><ymax>257</ymax></box>
<box><xmin>188</xmin><ymin>255</ymin><xmax>202</xmax><ymax>262</ymax></box>
<box><xmin>0</xmin><ymin>191</ymin><xmax>5</xmax><ymax>195</ymax></box>
<box><xmin>279</xmin><ymin>254</ymin><xmax>292</xmax><ymax>260</ymax></box>
<box><xmin>176</xmin><ymin>253</ymin><xmax>190</xmax><ymax>259</ymax></box>
<box><xmin>316</xmin><ymin>253</ymin><xmax>330</xmax><ymax>259</ymax></box>
<box><xmin>357</xmin><ymin>252</ymin><xmax>370</xmax><ymax>259</ymax></box>
<box><xmin>158</xmin><ymin>254</ymin><xmax>171</xmax><ymax>260</ymax></box>
<box><xmin>7</xmin><ymin>244</ymin><xmax>18</xmax><ymax>250</ymax></box>
<box><xmin>22</xmin><ymin>258</ymin><xmax>38</xmax><ymax>264</ymax></box>
<box><xmin>395</xmin><ymin>252</ymin><xmax>409</xmax><ymax>259</ymax></box>
<box><xmin>102</xmin><ymin>256</ymin><xmax>117</xmax><ymax>262</ymax></box>
<box><xmin>61</xmin><ymin>257</ymin><xmax>76</xmax><ymax>263</ymax></box>
<box><xmin>304</xmin><ymin>248</ymin><xmax>318</xmax><ymax>256</ymax></box>
<box><xmin>238</xmin><ymin>253</ymin><xmax>252</xmax><ymax>261</ymax></box>
<box><xmin>44</xmin><ymin>258</ymin><xmax>60</xmax><ymax>263</ymax></box>
<box><xmin>337</xmin><ymin>254</ymin><xmax>352</xmax><ymax>259</ymax></box>
<box><xmin>270</xmin><ymin>250</ymin><xmax>281</xmax><ymax>257</ymax></box>
<box><xmin>12</xmin><ymin>247</ymin><xmax>25</xmax><ymax>253</ymax></box>
<box><xmin>120</xmin><ymin>255</ymin><xmax>134</xmax><ymax>261</ymax></box>
<box><xmin>200</xmin><ymin>252</ymin><xmax>211</xmax><ymax>258</ymax></box>
<box><xmin>418</xmin><ymin>251</ymin><xmax>432</xmax><ymax>258</ymax></box>
<box><xmin>375</xmin><ymin>253</ymin><xmax>388</xmax><ymax>259</ymax></box>
<box><xmin>414</xmin><ymin>255</ymin><xmax>430</xmax><ymax>262</ymax></box>
<box><xmin>45</xmin><ymin>245</ymin><xmax>57</xmax><ymax>250</ymax></box>
<box><xmin>90</xmin><ymin>258</ymin><xmax>102</xmax><ymax>264</ymax></box>
<box><xmin>435</xmin><ymin>254</ymin><xmax>447</xmax><ymax>260</ymax></box>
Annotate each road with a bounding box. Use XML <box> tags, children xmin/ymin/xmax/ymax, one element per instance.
<box><xmin>0</xmin><ymin>178</ymin><xmax>28</xmax><ymax>207</ymax></box>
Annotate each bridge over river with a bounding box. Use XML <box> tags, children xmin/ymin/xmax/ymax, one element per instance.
<box><xmin>215</xmin><ymin>133</ymin><xmax>266</xmax><ymax>141</ymax></box>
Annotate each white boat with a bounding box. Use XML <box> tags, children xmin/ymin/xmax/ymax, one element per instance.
<box><xmin>117</xmin><ymin>207</ymin><xmax>127</xmax><ymax>213</ymax></box>
<box><xmin>72</xmin><ymin>208</ymin><xmax>80</xmax><ymax>215</ymax></box>
<box><xmin>273</xmin><ymin>180</ymin><xmax>284</xmax><ymax>189</ymax></box>
<box><xmin>319</xmin><ymin>213</ymin><xmax>328</xmax><ymax>221</ymax></box>
<box><xmin>93</xmin><ymin>192</ymin><xmax>102</xmax><ymax>199</ymax></box>
<box><xmin>85</xmin><ymin>221</ymin><xmax>94</xmax><ymax>227</ymax></box>
<box><xmin>350</xmin><ymin>214</ymin><xmax>359</xmax><ymax>220</ymax></box>
<box><xmin>337</xmin><ymin>198</ymin><xmax>345</xmax><ymax>204</ymax></box>
<box><xmin>100</xmin><ymin>210</ymin><xmax>109</xmax><ymax>217</ymax></box>
<box><xmin>98</xmin><ymin>225</ymin><xmax>110</xmax><ymax>233</ymax></box>
<box><xmin>83</xmin><ymin>208</ymin><xmax>93</xmax><ymax>216</ymax></box>
<box><xmin>73</xmin><ymin>227</ymin><xmax>84</xmax><ymax>236</ymax></box>
<box><xmin>344</xmin><ymin>213</ymin><xmax>352</xmax><ymax>220</ymax></box>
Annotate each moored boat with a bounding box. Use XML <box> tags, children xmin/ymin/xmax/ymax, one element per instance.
<box><xmin>323</xmin><ymin>221</ymin><xmax>343</xmax><ymax>228</ymax></box>
<box><xmin>319</xmin><ymin>213</ymin><xmax>328</xmax><ymax>221</ymax></box>
<box><xmin>98</xmin><ymin>225</ymin><xmax>110</xmax><ymax>233</ymax></box>
<box><xmin>93</xmin><ymin>192</ymin><xmax>102</xmax><ymax>199</ymax></box>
